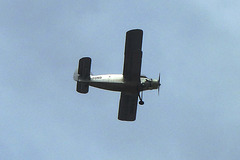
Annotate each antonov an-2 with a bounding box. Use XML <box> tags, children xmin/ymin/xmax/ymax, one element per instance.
<box><xmin>73</xmin><ymin>29</ymin><xmax>161</xmax><ymax>121</ymax></box>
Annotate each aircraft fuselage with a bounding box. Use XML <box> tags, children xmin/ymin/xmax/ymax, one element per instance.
<box><xmin>73</xmin><ymin>72</ymin><xmax>159</xmax><ymax>93</ymax></box>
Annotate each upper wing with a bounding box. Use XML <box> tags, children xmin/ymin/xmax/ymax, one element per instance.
<box><xmin>123</xmin><ymin>29</ymin><xmax>143</xmax><ymax>82</ymax></box>
<box><xmin>118</xmin><ymin>92</ymin><xmax>138</xmax><ymax>121</ymax></box>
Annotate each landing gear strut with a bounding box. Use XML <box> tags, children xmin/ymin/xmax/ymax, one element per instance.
<box><xmin>138</xmin><ymin>91</ymin><xmax>144</xmax><ymax>105</ymax></box>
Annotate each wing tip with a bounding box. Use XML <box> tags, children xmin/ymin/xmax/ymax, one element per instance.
<box><xmin>127</xmin><ymin>28</ymin><xmax>143</xmax><ymax>32</ymax></box>
<box><xmin>118</xmin><ymin>117</ymin><xmax>136</xmax><ymax>121</ymax></box>
<box><xmin>127</xmin><ymin>29</ymin><xmax>143</xmax><ymax>35</ymax></box>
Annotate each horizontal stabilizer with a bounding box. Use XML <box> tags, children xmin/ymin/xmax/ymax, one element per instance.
<box><xmin>76</xmin><ymin>57</ymin><xmax>91</xmax><ymax>94</ymax></box>
<box><xmin>76</xmin><ymin>82</ymin><xmax>89</xmax><ymax>94</ymax></box>
<box><xmin>78</xmin><ymin>57</ymin><xmax>91</xmax><ymax>80</ymax></box>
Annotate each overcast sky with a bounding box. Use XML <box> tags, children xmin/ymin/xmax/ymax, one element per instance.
<box><xmin>1</xmin><ymin>1</ymin><xmax>240</xmax><ymax>160</ymax></box>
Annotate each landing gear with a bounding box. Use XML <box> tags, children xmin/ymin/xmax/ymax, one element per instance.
<box><xmin>138</xmin><ymin>91</ymin><xmax>144</xmax><ymax>105</ymax></box>
<box><xmin>139</xmin><ymin>100</ymin><xmax>144</xmax><ymax>105</ymax></box>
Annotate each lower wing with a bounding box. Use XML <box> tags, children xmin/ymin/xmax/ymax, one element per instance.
<box><xmin>118</xmin><ymin>92</ymin><xmax>138</xmax><ymax>121</ymax></box>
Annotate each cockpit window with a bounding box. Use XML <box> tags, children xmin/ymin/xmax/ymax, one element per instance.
<box><xmin>140</xmin><ymin>75</ymin><xmax>147</xmax><ymax>78</ymax></box>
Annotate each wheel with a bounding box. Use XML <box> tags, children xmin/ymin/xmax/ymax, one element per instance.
<box><xmin>139</xmin><ymin>101</ymin><xmax>144</xmax><ymax>105</ymax></box>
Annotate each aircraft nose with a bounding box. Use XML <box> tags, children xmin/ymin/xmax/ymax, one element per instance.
<box><xmin>152</xmin><ymin>79</ymin><xmax>159</xmax><ymax>89</ymax></box>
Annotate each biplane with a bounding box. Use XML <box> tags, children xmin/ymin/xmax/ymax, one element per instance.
<box><xmin>73</xmin><ymin>29</ymin><xmax>161</xmax><ymax>121</ymax></box>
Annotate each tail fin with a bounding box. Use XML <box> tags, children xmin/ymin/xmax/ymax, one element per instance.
<box><xmin>76</xmin><ymin>57</ymin><xmax>91</xmax><ymax>94</ymax></box>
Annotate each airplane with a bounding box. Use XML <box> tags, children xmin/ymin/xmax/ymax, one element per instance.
<box><xmin>73</xmin><ymin>29</ymin><xmax>161</xmax><ymax>121</ymax></box>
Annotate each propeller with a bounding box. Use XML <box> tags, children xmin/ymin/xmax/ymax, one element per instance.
<box><xmin>158</xmin><ymin>73</ymin><xmax>161</xmax><ymax>95</ymax></box>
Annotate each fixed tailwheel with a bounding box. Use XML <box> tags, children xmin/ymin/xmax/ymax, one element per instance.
<box><xmin>139</xmin><ymin>100</ymin><xmax>144</xmax><ymax>105</ymax></box>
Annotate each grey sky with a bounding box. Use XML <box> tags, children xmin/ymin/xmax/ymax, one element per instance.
<box><xmin>1</xmin><ymin>1</ymin><xmax>240</xmax><ymax>160</ymax></box>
